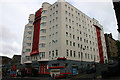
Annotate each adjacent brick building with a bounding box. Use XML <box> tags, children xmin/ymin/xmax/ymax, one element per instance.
<box><xmin>105</xmin><ymin>33</ymin><xmax>118</xmax><ymax>60</ymax></box>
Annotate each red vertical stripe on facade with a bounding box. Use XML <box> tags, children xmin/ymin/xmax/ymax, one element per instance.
<box><xmin>40</xmin><ymin>65</ymin><xmax>42</xmax><ymax>74</ymax></box>
<box><xmin>94</xmin><ymin>25</ymin><xmax>104</xmax><ymax>63</ymax></box>
<box><xmin>43</xmin><ymin>65</ymin><xmax>44</xmax><ymax>74</ymax></box>
<box><xmin>30</xmin><ymin>8</ymin><xmax>42</xmax><ymax>56</ymax></box>
<box><xmin>45</xmin><ymin>64</ymin><xmax>47</xmax><ymax>73</ymax></box>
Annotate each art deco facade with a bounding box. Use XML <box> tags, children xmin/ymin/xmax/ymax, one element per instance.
<box><xmin>22</xmin><ymin>0</ymin><xmax>108</xmax><ymax>75</ymax></box>
<box><xmin>30</xmin><ymin>0</ymin><xmax>107</xmax><ymax>63</ymax></box>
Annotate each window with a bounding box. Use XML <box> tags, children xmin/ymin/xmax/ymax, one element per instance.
<box><xmin>85</xmin><ymin>53</ymin><xmax>87</xmax><ymax>59</ymax></box>
<box><xmin>88</xmin><ymin>54</ymin><xmax>90</xmax><ymax>59</ymax></box>
<box><xmin>78</xmin><ymin>52</ymin><xmax>80</xmax><ymax>58</ymax></box>
<box><xmin>81</xmin><ymin>52</ymin><xmax>83</xmax><ymax>59</ymax></box>
<box><xmin>66</xmin><ymin>24</ymin><xmax>68</xmax><ymax>29</ymax></box>
<box><xmin>66</xmin><ymin>40</ymin><xmax>68</xmax><ymax>45</ymax></box>
<box><xmin>70</xmin><ymin>41</ymin><xmax>72</xmax><ymax>46</ymax></box>
<box><xmin>52</xmin><ymin>63</ymin><xmax>59</xmax><ymax>67</ymax></box>
<box><xmin>68</xmin><ymin>7</ymin><xmax>70</xmax><ymax>10</ymax></box>
<box><xmin>80</xmin><ymin>37</ymin><xmax>82</xmax><ymax>41</ymax></box>
<box><xmin>74</xmin><ymin>51</ymin><xmax>76</xmax><ymax>57</ymax></box>
<box><xmin>71</xmin><ymin>8</ymin><xmax>73</xmax><ymax>11</ymax></box>
<box><xmin>27</xmin><ymin>37</ymin><xmax>31</xmax><ymax>40</ymax></box>
<box><xmin>39</xmin><ymin>43</ymin><xmax>46</xmax><ymax>47</ymax></box>
<box><xmin>70</xmin><ymin>33</ymin><xmax>72</xmax><ymax>38</ymax></box>
<box><xmin>49</xmin><ymin>51</ymin><xmax>51</xmax><ymax>57</ymax></box>
<box><xmin>53</xmin><ymin>6</ymin><xmax>55</xmax><ymax>9</ymax></box>
<box><xmin>72</xmin><ymin>27</ymin><xmax>74</xmax><ymax>31</ymax></box>
<box><xmin>80</xmin><ymin>31</ymin><xmax>82</xmax><ymax>34</ymax></box>
<box><xmin>77</xmin><ymin>37</ymin><xmax>79</xmax><ymax>40</ymax></box>
<box><xmin>66</xmin><ymin>32</ymin><xmax>68</xmax><ymax>37</ymax></box>
<box><xmin>41</xmin><ymin>52</ymin><xmax>45</xmax><ymax>58</ymax></box>
<box><xmin>49</xmin><ymin>35</ymin><xmax>51</xmax><ymax>39</ymax></box>
<box><xmin>40</xmin><ymin>29</ymin><xmax>46</xmax><ymax>34</ymax></box>
<box><xmin>26</xmin><ymin>43</ymin><xmax>31</xmax><ymax>46</ymax></box>
<box><xmin>40</xmin><ymin>36</ymin><xmax>46</xmax><ymax>40</ymax></box>
<box><xmin>65</xmin><ymin>11</ymin><xmax>67</xmax><ymax>14</ymax></box>
<box><xmin>69</xmin><ymin>26</ymin><xmax>71</xmax><ymax>30</ymax></box>
<box><xmin>70</xmin><ymin>50</ymin><xmax>72</xmax><ymax>57</ymax></box>
<box><xmin>56</xmin><ymin>17</ymin><xmax>58</xmax><ymax>21</ymax></box>
<box><xmin>69</xmin><ymin>19</ymin><xmax>71</xmax><ymax>23</ymax></box>
<box><xmin>29</xmin><ymin>21</ymin><xmax>33</xmax><ymax>24</ymax></box>
<box><xmin>87</xmin><ymin>46</ymin><xmax>89</xmax><ymax>50</ymax></box>
<box><xmin>28</xmin><ymin>31</ymin><xmax>32</xmax><ymax>34</ymax></box>
<box><xmin>73</xmin><ymin>42</ymin><xmax>75</xmax><ymax>46</ymax></box>
<box><xmin>94</xmin><ymin>55</ymin><xmax>96</xmax><ymax>61</ymax></box>
<box><xmin>56</xmin><ymin>24</ymin><xmax>58</xmax><ymax>29</ymax></box>
<box><xmin>84</xmin><ymin>39</ymin><xmax>86</xmax><ymax>42</ymax></box>
<box><xmin>52</xmin><ymin>51</ymin><xmax>54</xmax><ymax>57</ymax></box>
<box><xmin>56</xmin><ymin>11</ymin><xmax>58</xmax><ymax>14</ymax></box>
<box><xmin>53</xmin><ymin>26</ymin><xmax>55</xmax><ymax>30</ymax></box>
<box><xmin>42</xmin><ymin>10</ymin><xmax>47</xmax><ymax>14</ymax></box>
<box><xmin>56</xmin><ymin>32</ymin><xmax>58</xmax><ymax>36</ymax></box>
<box><xmin>72</xmin><ymin>14</ymin><xmax>74</xmax><ymax>18</ymax></box>
<box><xmin>90</xmin><ymin>41</ymin><xmax>91</xmax><ymax>44</ymax></box>
<box><xmin>56</xmin><ymin>4</ymin><xmax>58</xmax><ymax>7</ymax></box>
<box><xmin>26</xmin><ymin>49</ymin><xmax>30</xmax><ymax>52</ymax></box>
<box><xmin>81</xmin><ymin>44</ymin><xmax>82</xmax><ymax>48</ymax></box>
<box><xmin>72</xmin><ymin>21</ymin><xmax>74</xmax><ymax>24</ymax></box>
<box><xmin>97</xmin><ymin>56</ymin><xmax>99</xmax><ymax>60</ymax></box>
<box><xmin>66</xmin><ymin>17</ymin><xmax>68</xmax><ymax>21</ymax></box>
<box><xmin>73</xmin><ymin>35</ymin><xmax>75</xmax><ymax>39</ymax></box>
<box><xmin>65</xmin><ymin>4</ymin><xmax>67</xmax><ymax>8</ymax></box>
<box><xmin>91</xmin><ymin>55</ymin><xmax>93</xmax><ymax>60</ymax></box>
<box><xmin>56</xmin><ymin>50</ymin><xmax>58</xmax><ymax>57</ymax></box>
<box><xmin>41</xmin><ymin>16</ymin><xmax>47</xmax><ymax>20</ymax></box>
<box><xmin>66</xmin><ymin>49</ymin><xmax>69</xmax><ymax>56</ymax></box>
<box><xmin>78</xmin><ymin>44</ymin><xmax>80</xmax><ymax>48</ymax></box>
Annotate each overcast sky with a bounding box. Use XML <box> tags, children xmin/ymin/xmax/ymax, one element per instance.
<box><xmin>0</xmin><ymin>0</ymin><xmax>118</xmax><ymax>58</ymax></box>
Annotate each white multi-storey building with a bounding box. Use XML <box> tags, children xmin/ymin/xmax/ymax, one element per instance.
<box><xmin>21</xmin><ymin>14</ymin><xmax>35</xmax><ymax>64</ymax></box>
<box><xmin>23</xmin><ymin>0</ymin><xmax>108</xmax><ymax>76</ymax></box>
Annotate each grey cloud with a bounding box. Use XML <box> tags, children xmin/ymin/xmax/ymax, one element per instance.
<box><xmin>0</xmin><ymin>25</ymin><xmax>18</xmax><ymax>42</ymax></box>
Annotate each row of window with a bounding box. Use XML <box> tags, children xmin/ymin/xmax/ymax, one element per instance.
<box><xmin>26</xmin><ymin>37</ymin><xmax>31</xmax><ymax>40</ymax></box>
<box><xmin>49</xmin><ymin>50</ymin><xmax>58</xmax><ymax>58</ymax></box>
<box><xmin>66</xmin><ymin>49</ymin><xmax>99</xmax><ymax>60</ymax></box>
<box><xmin>39</xmin><ymin>43</ymin><xmax>46</xmax><ymax>48</ymax></box>
<box><xmin>40</xmin><ymin>29</ymin><xmax>46</xmax><ymax>34</ymax></box>
<box><xmin>26</xmin><ymin>49</ymin><xmax>30</xmax><ymax>52</ymax></box>
<box><xmin>49</xmin><ymin>32</ymin><xmax>58</xmax><ymax>38</ymax></box>
<box><xmin>50</xmin><ymin>11</ymin><xmax>58</xmax><ymax>17</ymax></box>
<box><xmin>66</xmin><ymin>32</ymin><xmax>97</xmax><ymax>46</ymax></box>
<box><xmin>66</xmin><ymin>40</ymin><xmax>97</xmax><ymax>52</ymax></box>
<box><xmin>32</xmin><ymin>52</ymin><xmax>46</xmax><ymax>61</ymax></box>
<box><xmin>40</xmin><ymin>36</ymin><xmax>46</xmax><ymax>40</ymax></box>
<box><xmin>50</xmin><ymin>4</ymin><xmax>58</xmax><ymax>11</ymax></box>
<box><xmin>49</xmin><ymin>40</ymin><xmax>58</xmax><ymax>47</ymax></box>
<box><xmin>39</xmin><ymin>52</ymin><xmax>45</xmax><ymax>58</ymax></box>
<box><xmin>65</xmin><ymin>4</ymin><xmax>92</xmax><ymax>23</ymax></box>
<box><xmin>65</xmin><ymin>22</ymin><xmax>95</xmax><ymax>35</ymax></box>
<box><xmin>26</xmin><ymin>43</ymin><xmax>31</xmax><ymax>46</ymax></box>
<box><xmin>49</xmin><ymin>24</ymin><xmax>58</xmax><ymax>31</ymax></box>
<box><xmin>49</xmin><ymin>17</ymin><xmax>58</xmax><ymax>24</ymax></box>
<box><xmin>65</xmin><ymin>11</ymin><xmax>93</xmax><ymax>27</ymax></box>
<box><xmin>65</xmin><ymin>25</ymin><xmax>97</xmax><ymax>40</ymax></box>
